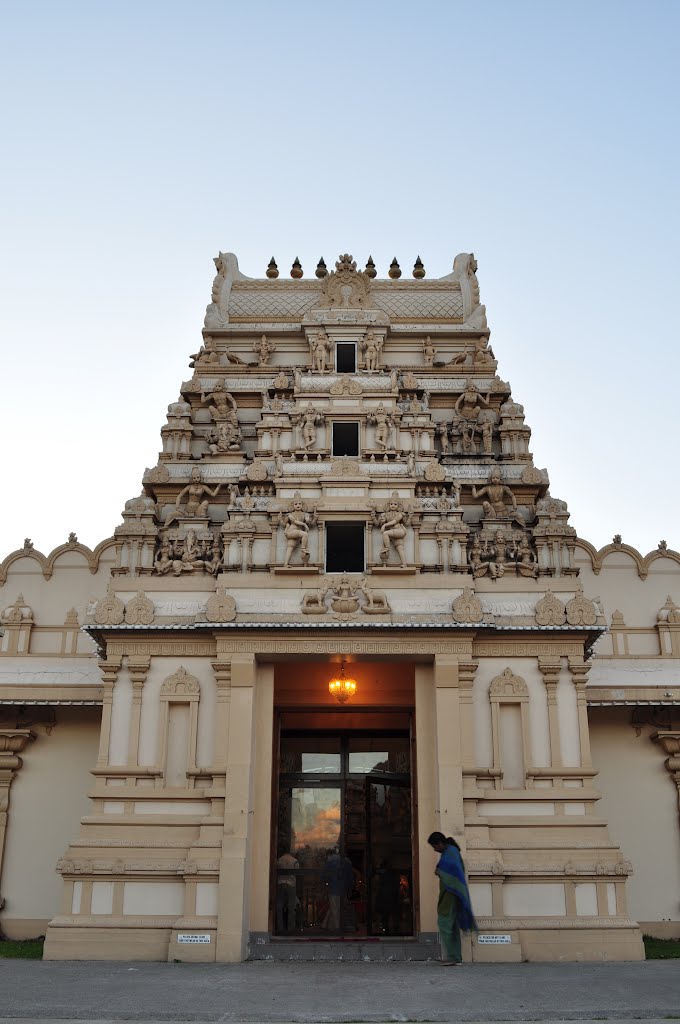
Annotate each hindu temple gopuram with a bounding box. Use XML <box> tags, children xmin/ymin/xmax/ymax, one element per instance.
<box><xmin>1</xmin><ymin>251</ymin><xmax>678</xmax><ymax>961</ymax></box>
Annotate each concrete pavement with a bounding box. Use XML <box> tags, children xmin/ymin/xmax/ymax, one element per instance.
<box><xmin>0</xmin><ymin>960</ymin><xmax>679</xmax><ymax>1022</ymax></box>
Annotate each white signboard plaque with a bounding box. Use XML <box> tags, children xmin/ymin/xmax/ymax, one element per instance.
<box><xmin>477</xmin><ymin>934</ymin><xmax>512</xmax><ymax>944</ymax></box>
<box><xmin>177</xmin><ymin>933</ymin><xmax>211</xmax><ymax>944</ymax></box>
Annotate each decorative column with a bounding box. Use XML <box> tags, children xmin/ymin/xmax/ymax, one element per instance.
<box><xmin>0</xmin><ymin>729</ymin><xmax>36</xmax><ymax>907</ymax></box>
<box><xmin>538</xmin><ymin>656</ymin><xmax>562</xmax><ymax>769</ymax></box>
<box><xmin>96</xmin><ymin>656</ymin><xmax>122</xmax><ymax>769</ymax></box>
<box><xmin>652</xmin><ymin>732</ymin><xmax>680</xmax><ymax>819</ymax></box>
<box><xmin>215</xmin><ymin>653</ymin><xmax>256</xmax><ymax>962</ymax></box>
<box><xmin>568</xmin><ymin>657</ymin><xmax>592</xmax><ymax>769</ymax></box>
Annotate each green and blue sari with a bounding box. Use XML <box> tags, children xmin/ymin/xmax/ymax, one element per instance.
<box><xmin>435</xmin><ymin>843</ymin><xmax>477</xmax><ymax>963</ymax></box>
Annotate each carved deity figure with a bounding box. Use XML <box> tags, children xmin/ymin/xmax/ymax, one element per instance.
<box><xmin>455</xmin><ymin>383</ymin><xmax>493</xmax><ymax>454</ymax></box>
<box><xmin>207</xmin><ymin>419</ymin><xmax>242</xmax><ymax>453</ymax></box>
<box><xmin>330</xmin><ymin>575</ymin><xmax>361</xmax><ymax>613</ymax></box>
<box><xmin>422</xmin><ymin>336</ymin><xmax>436</xmax><ymax>365</ymax></box>
<box><xmin>297</xmin><ymin>403</ymin><xmax>325</xmax><ymax>451</ymax></box>
<box><xmin>309</xmin><ymin>329</ymin><xmax>332</xmax><ymax>373</ymax></box>
<box><xmin>280</xmin><ymin>494</ymin><xmax>317</xmax><ymax>567</ymax></box>
<box><xmin>471</xmin><ymin>467</ymin><xmax>517</xmax><ymax>519</ymax></box>
<box><xmin>436</xmin><ymin>420</ymin><xmax>450</xmax><ymax>455</ymax></box>
<box><xmin>473</xmin><ymin>335</ymin><xmax>495</xmax><ymax>367</ymax></box>
<box><xmin>515</xmin><ymin>534</ymin><xmax>538</xmax><ymax>578</ymax></box>
<box><xmin>367</xmin><ymin>403</ymin><xmax>394</xmax><ymax>450</ymax></box>
<box><xmin>201</xmin><ymin>380</ymin><xmax>239</xmax><ymax>425</ymax></box>
<box><xmin>253</xmin><ymin>334</ymin><xmax>275</xmax><ymax>365</ymax></box>
<box><xmin>174</xmin><ymin>467</ymin><xmax>222</xmax><ymax>518</ymax></box>
<box><xmin>361</xmin><ymin>330</ymin><xmax>383</xmax><ymax>372</ymax></box>
<box><xmin>373</xmin><ymin>494</ymin><xmax>409</xmax><ymax>566</ymax></box>
<box><xmin>189</xmin><ymin>334</ymin><xmax>220</xmax><ymax>368</ymax></box>
<box><xmin>154</xmin><ymin>537</ymin><xmax>173</xmax><ymax>575</ymax></box>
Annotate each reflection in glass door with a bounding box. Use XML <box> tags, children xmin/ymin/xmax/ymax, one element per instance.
<box><xmin>274</xmin><ymin>731</ymin><xmax>413</xmax><ymax>937</ymax></box>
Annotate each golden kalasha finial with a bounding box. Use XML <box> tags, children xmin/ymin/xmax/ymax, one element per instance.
<box><xmin>315</xmin><ymin>258</ymin><xmax>328</xmax><ymax>278</ymax></box>
<box><xmin>266</xmin><ymin>257</ymin><xmax>279</xmax><ymax>279</ymax></box>
<box><xmin>388</xmin><ymin>257</ymin><xmax>401</xmax><ymax>279</ymax></box>
<box><xmin>290</xmin><ymin>257</ymin><xmax>303</xmax><ymax>279</ymax></box>
<box><xmin>413</xmin><ymin>255</ymin><xmax>425</xmax><ymax>279</ymax></box>
<box><xmin>365</xmin><ymin>255</ymin><xmax>377</xmax><ymax>278</ymax></box>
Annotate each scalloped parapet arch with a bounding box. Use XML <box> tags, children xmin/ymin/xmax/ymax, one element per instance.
<box><xmin>574</xmin><ymin>537</ymin><xmax>680</xmax><ymax>580</ymax></box>
<box><xmin>0</xmin><ymin>537</ymin><xmax>116</xmax><ymax>585</ymax></box>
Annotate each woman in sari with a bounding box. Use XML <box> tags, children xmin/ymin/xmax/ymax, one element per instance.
<box><xmin>427</xmin><ymin>831</ymin><xmax>477</xmax><ymax>965</ymax></box>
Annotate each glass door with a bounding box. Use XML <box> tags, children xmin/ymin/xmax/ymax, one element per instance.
<box><xmin>274</xmin><ymin>730</ymin><xmax>413</xmax><ymax>937</ymax></box>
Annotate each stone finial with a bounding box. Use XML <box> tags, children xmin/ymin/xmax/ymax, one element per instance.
<box><xmin>68</xmin><ymin>532</ymin><xmax>78</xmax><ymax>546</ymax></box>
<box><xmin>452</xmin><ymin>587</ymin><xmax>483</xmax><ymax>624</ymax></box>
<box><xmin>412</xmin><ymin>256</ymin><xmax>425</xmax><ymax>279</ymax></box>
<box><xmin>388</xmin><ymin>258</ymin><xmax>402</xmax><ymax>279</ymax></box>
<box><xmin>365</xmin><ymin>256</ymin><xmax>377</xmax><ymax>279</ymax></box>
<box><xmin>657</xmin><ymin>596</ymin><xmax>680</xmax><ymax>624</ymax></box>
<box><xmin>290</xmin><ymin>257</ymin><xmax>303</xmax><ymax>279</ymax></box>
<box><xmin>658</xmin><ymin>540</ymin><xmax>668</xmax><ymax>551</ymax></box>
<box><xmin>613</xmin><ymin>534</ymin><xmax>622</xmax><ymax>547</ymax></box>
<box><xmin>315</xmin><ymin>258</ymin><xmax>328</xmax><ymax>279</ymax></box>
<box><xmin>266</xmin><ymin>257</ymin><xmax>279</xmax><ymax>279</ymax></box>
<box><xmin>23</xmin><ymin>538</ymin><xmax>33</xmax><ymax>551</ymax></box>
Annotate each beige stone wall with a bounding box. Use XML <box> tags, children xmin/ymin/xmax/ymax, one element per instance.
<box><xmin>589</xmin><ymin>707</ymin><xmax>680</xmax><ymax>936</ymax></box>
<box><xmin>1</xmin><ymin>708</ymin><xmax>101</xmax><ymax>938</ymax></box>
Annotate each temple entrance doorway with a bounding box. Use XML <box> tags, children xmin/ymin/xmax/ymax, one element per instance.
<box><xmin>271</xmin><ymin>661</ymin><xmax>416</xmax><ymax>940</ymax></box>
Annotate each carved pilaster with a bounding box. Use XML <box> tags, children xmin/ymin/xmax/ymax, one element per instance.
<box><xmin>210</xmin><ymin>661</ymin><xmax>232</xmax><ymax>780</ymax></box>
<box><xmin>652</xmin><ymin>731</ymin><xmax>680</xmax><ymax>819</ymax></box>
<box><xmin>96</xmin><ymin>656</ymin><xmax>122</xmax><ymax>768</ymax></box>
<box><xmin>568</xmin><ymin>656</ymin><xmax>592</xmax><ymax>768</ymax></box>
<box><xmin>538</xmin><ymin>656</ymin><xmax>562</xmax><ymax>768</ymax></box>
<box><xmin>457</xmin><ymin>660</ymin><xmax>479</xmax><ymax>771</ymax></box>
<box><xmin>0</xmin><ymin>729</ymin><xmax>36</xmax><ymax>907</ymax></box>
<box><xmin>127</xmin><ymin>656</ymin><xmax>151</xmax><ymax>768</ymax></box>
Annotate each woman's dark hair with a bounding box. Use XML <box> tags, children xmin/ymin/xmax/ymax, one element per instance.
<box><xmin>427</xmin><ymin>831</ymin><xmax>461</xmax><ymax>851</ymax></box>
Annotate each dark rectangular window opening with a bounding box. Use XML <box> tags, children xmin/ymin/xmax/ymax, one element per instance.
<box><xmin>336</xmin><ymin>342</ymin><xmax>356</xmax><ymax>373</ymax></box>
<box><xmin>332</xmin><ymin>421</ymin><xmax>359</xmax><ymax>457</ymax></box>
<box><xmin>326</xmin><ymin>521</ymin><xmax>365</xmax><ymax>573</ymax></box>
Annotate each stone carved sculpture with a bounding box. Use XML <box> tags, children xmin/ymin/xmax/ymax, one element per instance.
<box><xmin>189</xmin><ymin>335</ymin><xmax>221</xmax><ymax>368</ymax></box>
<box><xmin>302</xmin><ymin>576</ymin><xmax>390</xmax><ymax>616</ymax></box>
<box><xmin>155</xmin><ymin>528</ymin><xmax>221</xmax><ymax>576</ymax></box>
<box><xmin>535</xmin><ymin>589</ymin><xmax>567</xmax><ymax>626</ymax></box>
<box><xmin>124</xmin><ymin>591</ymin><xmax>155</xmax><ymax>625</ymax></box>
<box><xmin>454</xmin><ymin>383</ymin><xmax>494</xmax><ymax>455</ymax></box>
<box><xmin>361</xmin><ymin>330</ymin><xmax>383</xmax><ymax>372</ymax></box>
<box><xmin>565</xmin><ymin>584</ymin><xmax>598</xmax><ymax>626</ymax></box>
<box><xmin>160</xmin><ymin>666</ymin><xmax>200</xmax><ymax>697</ymax></box>
<box><xmin>371</xmin><ymin>493</ymin><xmax>411</xmax><ymax>567</ymax></box>
<box><xmin>472</xmin><ymin>467</ymin><xmax>517</xmax><ymax>519</ymax></box>
<box><xmin>93</xmin><ymin>583</ymin><xmax>125</xmax><ymax>626</ymax></box>
<box><xmin>279</xmin><ymin>493</ymin><xmax>317</xmax><ymax>567</ymax></box>
<box><xmin>253</xmin><ymin>334</ymin><xmax>275</xmax><ymax>366</ymax></box>
<box><xmin>207</xmin><ymin>420</ymin><xmax>242</xmax><ymax>454</ymax></box>
<box><xmin>309</xmin><ymin>329</ymin><xmax>332</xmax><ymax>373</ymax></box>
<box><xmin>296</xmin><ymin>403</ymin><xmax>325</xmax><ymax>451</ymax></box>
<box><xmin>329</xmin><ymin>377</ymin><xmax>362</xmax><ymax>396</ymax></box>
<box><xmin>206</xmin><ymin>586</ymin><xmax>237</xmax><ymax>623</ymax></box>
<box><xmin>204</xmin><ymin>253</ymin><xmax>230</xmax><ymax>329</ymax></box>
<box><xmin>473</xmin><ymin>335</ymin><xmax>495</xmax><ymax>367</ymax></box>
<box><xmin>489</xmin><ymin>667</ymin><xmax>528</xmax><ymax>698</ymax></box>
<box><xmin>515</xmin><ymin>535</ymin><xmax>539</xmax><ymax>578</ymax></box>
<box><xmin>174</xmin><ymin>468</ymin><xmax>222</xmax><ymax>519</ymax></box>
<box><xmin>452</xmin><ymin>587</ymin><xmax>483</xmax><ymax>623</ymax></box>
<box><xmin>422</xmin><ymin>336</ymin><xmax>437</xmax><ymax>365</ymax></box>
<box><xmin>319</xmin><ymin>254</ymin><xmax>372</xmax><ymax>308</ymax></box>
<box><xmin>367</xmin><ymin>403</ymin><xmax>395</xmax><ymax>450</ymax></box>
<box><xmin>200</xmin><ymin>380</ymin><xmax>239</xmax><ymax>424</ymax></box>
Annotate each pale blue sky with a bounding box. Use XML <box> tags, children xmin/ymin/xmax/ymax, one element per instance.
<box><xmin>1</xmin><ymin>0</ymin><xmax>678</xmax><ymax>556</ymax></box>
